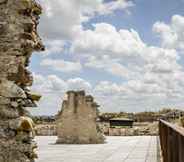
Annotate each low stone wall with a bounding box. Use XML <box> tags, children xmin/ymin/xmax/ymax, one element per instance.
<box><xmin>35</xmin><ymin>122</ymin><xmax>159</xmax><ymax>136</ymax></box>
<box><xmin>108</xmin><ymin>126</ymin><xmax>158</xmax><ymax>136</ymax></box>
<box><xmin>35</xmin><ymin>124</ymin><xmax>56</xmax><ymax>136</ymax></box>
<box><xmin>109</xmin><ymin>128</ymin><xmax>136</xmax><ymax>136</ymax></box>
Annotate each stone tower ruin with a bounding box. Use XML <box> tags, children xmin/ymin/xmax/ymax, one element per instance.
<box><xmin>0</xmin><ymin>0</ymin><xmax>44</xmax><ymax>161</ymax></box>
<box><xmin>56</xmin><ymin>91</ymin><xmax>105</xmax><ymax>144</ymax></box>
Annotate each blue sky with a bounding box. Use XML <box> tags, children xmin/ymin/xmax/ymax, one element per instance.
<box><xmin>30</xmin><ymin>0</ymin><xmax>184</xmax><ymax>115</ymax></box>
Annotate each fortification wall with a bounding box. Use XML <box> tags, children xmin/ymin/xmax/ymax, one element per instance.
<box><xmin>0</xmin><ymin>0</ymin><xmax>44</xmax><ymax>161</ymax></box>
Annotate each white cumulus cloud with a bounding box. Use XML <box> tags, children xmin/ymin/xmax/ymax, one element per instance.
<box><xmin>40</xmin><ymin>58</ymin><xmax>82</xmax><ymax>73</ymax></box>
<box><xmin>153</xmin><ymin>15</ymin><xmax>184</xmax><ymax>50</ymax></box>
<box><xmin>38</xmin><ymin>0</ymin><xmax>134</xmax><ymax>40</ymax></box>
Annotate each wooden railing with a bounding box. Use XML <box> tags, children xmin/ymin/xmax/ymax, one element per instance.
<box><xmin>159</xmin><ymin>120</ymin><xmax>184</xmax><ymax>162</ymax></box>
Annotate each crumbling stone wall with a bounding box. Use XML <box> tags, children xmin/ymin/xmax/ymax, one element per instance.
<box><xmin>56</xmin><ymin>91</ymin><xmax>105</xmax><ymax>144</ymax></box>
<box><xmin>0</xmin><ymin>0</ymin><xmax>44</xmax><ymax>161</ymax></box>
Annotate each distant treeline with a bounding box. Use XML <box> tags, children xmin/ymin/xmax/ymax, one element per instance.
<box><xmin>99</xmin><ymin>108</ymin><xmax>182</xmax><ymax>122</ymax></box>
<box><xmin>32</xmin><ymin>115</ymin><xmax>56</xmax><ymax>124</ymax></box>
<box><xmin>32</xmin><ymin>108</ymin><xmax>183</xmax><ymax>123</ymax></box>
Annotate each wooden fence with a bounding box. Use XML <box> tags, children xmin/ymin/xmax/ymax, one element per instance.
<box><xmin>159</xmin><ymin>120</ymin><xmax>184</xmax><ymax>162</ymax></box>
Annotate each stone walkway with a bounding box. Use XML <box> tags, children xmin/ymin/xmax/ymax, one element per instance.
<box><xmin>35</xmin><ymin>136</ymin><xmax>158</xmax><ymax>162</ymax></box>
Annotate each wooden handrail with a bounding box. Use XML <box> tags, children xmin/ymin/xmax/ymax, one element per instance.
<box><xmin>160</xmin><ymin>119</ymin><xmax>184</xmax><ymax>136</ymax></box>
<box><xmin>159</xmin><ymin>120</ymin><xmax>184</xmax><ymax>162</ymax></box>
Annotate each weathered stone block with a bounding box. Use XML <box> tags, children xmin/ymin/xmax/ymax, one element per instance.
<box><xmin>56</xmin><ymin>91</ymin><xmax>105</xmax><ymax>144</ymax></box>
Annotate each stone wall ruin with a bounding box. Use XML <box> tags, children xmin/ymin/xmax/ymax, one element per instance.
<box><xmin>0</xmin><ymin>0</ymin><xmax>44</xmax><ymax>161</ymax></box>
<box><xmin>56</xmin><ymin>91</ymin><xmax>105</xmax><ymax>144</ymax></box>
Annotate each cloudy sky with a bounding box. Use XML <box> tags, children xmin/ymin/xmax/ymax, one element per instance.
<box><xmin>30</xmin><ymin>0</ymin><xmax>184</xmax><ymax>115</ymax></box>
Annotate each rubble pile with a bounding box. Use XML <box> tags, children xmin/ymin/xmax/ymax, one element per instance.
<box><xmin>0</xmin><ymin>0</ymin><xmax>44</xmax><ymax>161</ymax></box>
<box><xmin>56</xmin><ymin>91</ymin><xmax>105</xmax><ymax>144</ymax></box>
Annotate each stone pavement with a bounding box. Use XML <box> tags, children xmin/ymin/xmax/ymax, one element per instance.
<box><xmin>35</xmin><ymin>136</ymin><xmax>158</xmax><ymax>162</ymax></box>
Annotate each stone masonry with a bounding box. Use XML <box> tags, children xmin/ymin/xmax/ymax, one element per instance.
<box><xmin>0</xmin><ymin>0</ymin><xmax>44</xmax><ymax>162</ymax></box>
<box><xmin>56</xmin><ymin>91</ymin><xmax>105</xmax><ymax>144</ymax></box>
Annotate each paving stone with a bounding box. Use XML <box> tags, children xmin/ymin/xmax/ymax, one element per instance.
<box><xmin>36</xmin><ymin>136</ymin><xmax>158</xmax><ymax>162</ymax></box>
